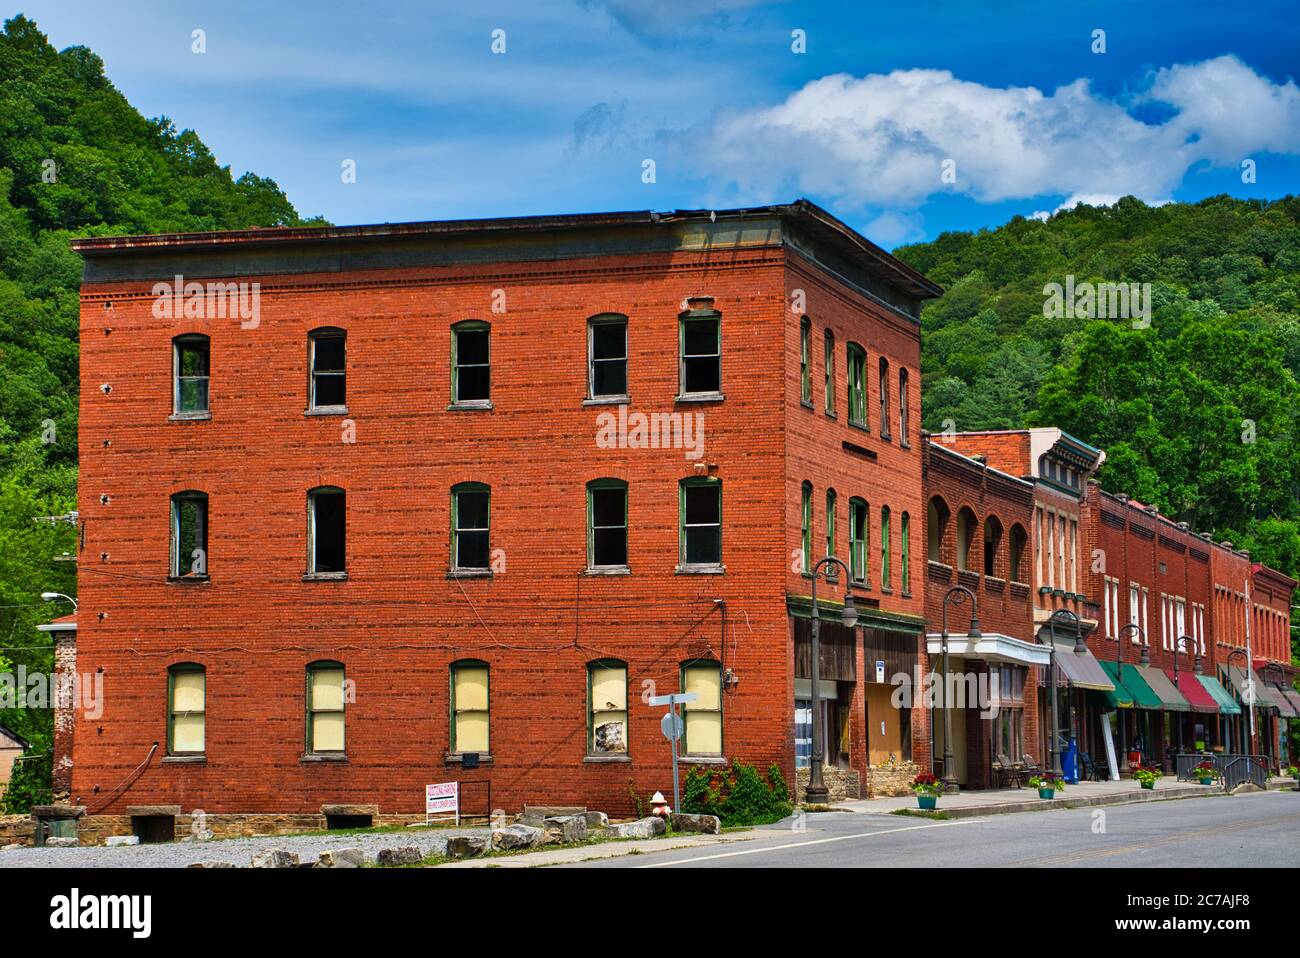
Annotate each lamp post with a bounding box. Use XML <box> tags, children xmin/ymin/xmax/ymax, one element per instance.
<box><xmin>1115</xmin><ymin>623</ymin><xmax>1145</xmax><ymax>770</ymax></box>
<box><xmin>40</xmin><ymin>591</ymin><xmax>78</xmax><ymax>613</ymax></box>
<box><xmin>1045</xmin><ymin>608</ymin><xmax>1078</xmax><ymax>779</ymax></box>
<box><xmin>1226</xmin><ymin>648</ymin><xmax>1254</xmax><ymax>756</ymax></box>
<box><xmin>1173</xmin><ymin>634</ymin><xmax>1193</xmax><ymax>756</ymax></box>
<box><xmin>939</xmin><ymin>585</ymin><xmax>980</xmax><ymax>792</ymax></box>
<box><xmin>806</xmin><ymin>555</ymin><xmax>858</xmax><ymax>805</ymax></box>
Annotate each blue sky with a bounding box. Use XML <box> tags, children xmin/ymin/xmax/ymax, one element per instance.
<box><xmin>11</xmin><ymin>0</ymin><xmax>1300</xmax><ymax>247</ymax></box>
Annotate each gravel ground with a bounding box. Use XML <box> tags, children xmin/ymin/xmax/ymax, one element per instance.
<box><xmin>0</xmin><ymin>826</ymin><xmax>493</xmax><ymax>868</ymax></box>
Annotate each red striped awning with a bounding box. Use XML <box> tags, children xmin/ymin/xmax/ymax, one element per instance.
<box><xmin>1168</xmin><ymin>670</ymin><xmax>1218</xmax><ymax>713</ymax></box>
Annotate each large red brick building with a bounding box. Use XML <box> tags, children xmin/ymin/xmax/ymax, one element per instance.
<box><xmin>67</xmin><ymin>202</ymin><xmax>940</xmax><ymax>820</ymax></box>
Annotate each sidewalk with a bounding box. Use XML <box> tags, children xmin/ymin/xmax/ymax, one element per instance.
<box><xmin>841</xmin><ymin>776</ymin><xmax>1225</xmax><ymax>818</ymax></box>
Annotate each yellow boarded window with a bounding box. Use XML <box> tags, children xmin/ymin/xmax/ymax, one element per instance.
<box><xmin>589</xmin><ymin>663</ymin><xmax>627</xmax><ymax>753</ymax></box>
<box><xmin>308</xmin><ymin>665</ymin><xmax>345</xmax><ymax>752</ymax></box>
<box><xmin>683</xmin><ymin>663</ymin><xmax>722</xmax><ymax>755</ymax></box>
<box><xmin>169</xmin><ymin>667</ymin><xmax>205</xmax><ymax>754</ymax></box>
<box><xmin>452</xmin><ymin>663</ymin><xmax>489</xmax><ymax>753</ymax></box>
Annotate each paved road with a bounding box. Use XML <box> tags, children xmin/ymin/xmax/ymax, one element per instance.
<box><xmin>569</xmin><ymin>791</ymin><xmax>1300</xmax><ymax>868</ymax></box>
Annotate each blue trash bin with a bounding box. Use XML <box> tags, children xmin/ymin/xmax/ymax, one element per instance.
<box><xmin>1063</xmin><ymin>737</ymin><xmax>1080</xmax><ymax>784</ymax></box>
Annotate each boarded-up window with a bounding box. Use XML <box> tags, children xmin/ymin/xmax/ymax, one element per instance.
<box><xmin>682</xmin><ymin>662</ymin><xmax>722</xmax><ymax>755</ymax></box>
<box><xmin>588</xmin><ymin>661</ymin><xmax>627</xmax><ymax>753</ymax></box>
<box><xmin>168</xmin><ymin>665</ymin><xmax>205</xmax><ymax>754</ymax></box>
<box><xmin>451</xmin><ymin>661</ymin><xmax>489</xmax><ymax>753</ymax></box>
<box><xmin>308</xmin><ymin>663</ymin><xmax>345</xmax><ymax>753</ymax></box>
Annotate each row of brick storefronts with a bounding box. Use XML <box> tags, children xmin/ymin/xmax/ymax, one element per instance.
<box><xmin>48</xmin><ymin>201</ymin><xmax>1294</xmax><ymax>829</ymax></box>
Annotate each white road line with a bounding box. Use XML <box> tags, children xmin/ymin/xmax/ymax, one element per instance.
<box><xmin>636</xmin><ymin>819</ymin><xmax>977</xmax><ymax>867</ymax></box>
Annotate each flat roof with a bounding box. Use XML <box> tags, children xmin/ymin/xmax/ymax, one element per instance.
<box><xmin>69</xmin><ymin>199</ymin><xmax>943</xmax><ymax>301</ymax></box>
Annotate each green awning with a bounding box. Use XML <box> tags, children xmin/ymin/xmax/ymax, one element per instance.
<box><xmin>1196</xmin><ymin>674</ymin><xmax>1242</xmax><ymax>716</ymax></box>
<box><xmin>1098</xmin><ymin>661</ymin><xmax>1163</xmax><ymax>710</ymax></box>
<box><xmin>1097</xmin><ymin>660</ymin><xmax>1135</xmax><ymax>708</ymax></box>
<box><xmin>1134</xmin><ymin>664</ymin><xmax>1191</xmax><ymax>711</ymax></box>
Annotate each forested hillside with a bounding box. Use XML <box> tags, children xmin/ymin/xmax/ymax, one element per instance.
<box><xmin>896</xmin><ymin>195</ymin><xmax>1300</xmax><ymax>582</ymax></box>
<box><xmin>0</xmin><ymin>15</ymin><xmax>320</xmax><ymax>809</ymax></box>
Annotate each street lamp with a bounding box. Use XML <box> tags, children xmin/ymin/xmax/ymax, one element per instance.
<box><xmin>1226</xmin><ymin>648</ymin><xmax>1254</xmax><ymax>756</ymax></box>
<box><xmin>1114</xmin><ymin>623</ymin><xmax>1145</xmax><ymax>768</ymax></box>
<box><xmin>40</xmin><ymin>591</ymin><xmax>78</xmax><ymax>613</ymax></box>
<box><xmin>1173</xmin><ymin>634</ymin><xmax>1193</xmax><ymax>755</ymax></box>
<box><xmin>806</xmin><ymin>555</ymin><xmax>858</xmax><ymax>805</ymax></box>
<box><xmin>939</xmin><ymin>585</ymin><xmax>980</xmax><ymax>792</ymax></box>
<box><xmin>1045</xmin><ymin>608</ymin><xmax>1079</xmax><ymax>779</ymax></box>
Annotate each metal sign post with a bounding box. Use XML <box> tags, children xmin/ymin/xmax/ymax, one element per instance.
<box><xmin>650</xmin><ymin>692</ymin><xmax>696</xmax><ymax>813</ymax></box>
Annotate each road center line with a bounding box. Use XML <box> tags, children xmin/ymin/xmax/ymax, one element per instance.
<box><xmin>636</xmin><ymin>819</ymin><xmax>977</xmax><ymax>867</ymax></box>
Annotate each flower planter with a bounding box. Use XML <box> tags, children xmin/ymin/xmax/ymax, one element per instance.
<box><xmin>1197</xmin><ymin>777</ymin><xmax>1214</xmax><ymax>786</ymax></box>
<box><xmin>1140</xmin><ymin>780</ymin><xmax>1155</xmax><ymax>790</ymax></box>
<box><xmin>1038</xmin><ymin>787</ymin><xmax>1055</xmax><ymax>800</ymax></box>
<box><xmin>917</xmin><ymin>795</ymin><xmax>938</xmax><ymax>811</ymax></box>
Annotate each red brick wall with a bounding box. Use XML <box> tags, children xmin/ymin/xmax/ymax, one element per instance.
<box><xmin>75</xmin><ymin>246</ymin><xmax>807</xmax><ymax>816</ymax></box>
<box><xmin>920</xmin><ymin>441</ymin><xmax>1037</xmax><ymax>785</ymax></box>
<box><xmin>932</xmin><ymin>432</ymin><xmax>1031</xmax><ymax>480</ymax></box>
<box><xmin>783</xmin><ymin>254</ymin><xmax>924</xmax><ymax>791</ymax></box>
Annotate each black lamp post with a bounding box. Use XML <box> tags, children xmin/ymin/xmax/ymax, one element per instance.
<box><xmin>1045</xmin><ymin>608</ymin><xmax>1079</xmax><ymax>778</ymax></box>
<box><xmin>1226</xmin><ymin>647</ymin><xmax>1254</xmax><ymax>755</ymax></box>
<box><xmin>1173</xmin><ymin>634</ymin><xmax>1193</xmax><ymax>756</ymax></box>
<box><xmin>806</xmin><ymin>555</ymin><xmax>858</xmax><ymax>804</ymax></box>
<box><xmin>1115</xmin><ymin>623</ymin><xmax>1145</xmax><ymax>770</ymax></box>
<box><xmin>939</xmin><ymin>585</ymin><xmax>980</xmax><ymax>792</ymax></box>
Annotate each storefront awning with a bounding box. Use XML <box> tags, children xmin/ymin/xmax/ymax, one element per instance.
<box><xmin>925</xmin><ymin>632</ymin><xmax>1050</xmax><ymax>667</ymax></box>
<box><xmin>1096</xmin><ymin>660</ymin><xmax>1135</xmax><ymax>708</ymax></box>
<box><xmin>1135</xmin><ymin>665</ymin><xmax>1190</xmax><ymax>711</ymax></box>
<box><xmin>1098</xmin><ymin>661</ymin><xmax>1163</xmax><ymax>710</ymax></box>
<box><xmin>1221</xmin><ymin>665</ymin><xmax>1294</xmax><ymax>715</ymax></box>
<box><xmin>1169</xmin><ymin>670</ymin><xmax>1218</xmax><ymax>713</ymax></box>
<box><xmin>1276</xmin><ymin>686</ymin><xmax>1300</xmax><ymax>716</ymax></box>
<box><xmin>1046</xmin><ymin>639</ymin><xmax>1116</xmax><ymax>691</ymax></box>
<box><xmin>1196</xmin><ymin>673</ymin><xmax>1241</xmax><ymax>716</ymax></box>
<box><xmin>1257</xmin><ymin>674</ymin><xmax>1299</xmax><ymax>717</ymax></box>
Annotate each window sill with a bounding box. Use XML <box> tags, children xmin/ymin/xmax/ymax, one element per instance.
<box><xmin>168</xmin><ymin>411</ymin><xmax>211</xmax><ymax>422</ymax></box>
<box><xmin>850</xmin><ymin>580</ymin><xmax>870</xmax><ymax>591</ymax></box>
<box><xmin>900</xmin><ymin>440</ymin><xmax>911</xmax><ymax>450</ymax></box>
<box><xmin>674</xmin><ymin>392</ymin><xmax>725</xmax><ymax>404</ymax></box>
<box><xmin>304</xmin><ymin>405</ymin><xmax>349</xmax><ymax>417</ymax></box>
<box><xmin>583</xmin><ymin>754</ymin><xmax>632</xmax><ymax>764</ymax></box>
<box><xmin>880</xmin><ymin>433</ymin><xmax>893</xmax><ymax>443</ymax></box>
<box><xmin>880</xmin><ymin>586</ymin><xmax>894</xmax><ymax>595</ymax></box>
<box><xmin>162</xmin><ymin>754</ymin><xmax>206</xmax><ymax>764</ymax></box>
<box><xmin>848</xmin><ymin>421</ymin><xmax>871</xmax><ymax>434</ymax></box>
<box><xmin>826</xmin><ymin>411</ymin><xmax>838</xmax><ymax>421</ymax></box>
<box><xmin>167</xmin><ymin>575</ymin><xmax>210</xmax><ymax>585</ymax></box>
<box><xmin>683</xmin><ymin>755</ymin><xmax>728</xmax><ymax>765</ymax></box>
<box><xmin>301</xmin><ymin>753</ymin><xmax>348</xmax><ymax>763</ymax></box>
<box><xmin>800</xmin><ymin>399</ymin><xmax>814</xmax><ymax>410</ymax></box>
<box><xmin>445</xmin><ymin>753</ymin><xmax>494</xmax><ymax>765</ymax></box>
<box><xmin>303</xmin><ymin>571</ymin><xmax>348</xmax><ymax>582</ymax></box>
<box><xmin>583</xmin><ymin>395</ymin><xmax>630</xmax><ymax>407</ymax></box>
<box><xmin>448</xmin><ymin>400</ymin><xmax>493</xmax><ymax>412</ymax></box>
<box><xmin>584</xmin><ymin>566</ymin><xmax>631</xmax><ymax>576</ymax></box>
<box><xmin>447</xmin><ymin>569</ymin><xmax>493</xmax><ymax>579</ymax></box>
<box><xmin>676</xmin><ymin>564</ymin><xmax>726</xmax><ymax>575</ymax></box>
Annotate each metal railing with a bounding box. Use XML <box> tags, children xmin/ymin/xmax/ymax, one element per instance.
<box><xmin>1221</xmin><ymin>755</ymin><xmax>1270</xmax><ymax>792</ymax></box>
<box><xmin>1173</xmin><ymin>752</ymin><xmax>1270</xmax><ymax>790</ymax></box>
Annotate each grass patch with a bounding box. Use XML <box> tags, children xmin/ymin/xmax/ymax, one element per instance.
<box><xmin>888</xmin><ymin>808</ymin><xmax>952</xmax><ymax>821</ymax></box>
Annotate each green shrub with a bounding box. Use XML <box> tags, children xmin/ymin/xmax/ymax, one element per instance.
<box><xmin>680</xmin><ymin>760</ymin><xmax>792</xmax><ymax>826</ymax></box>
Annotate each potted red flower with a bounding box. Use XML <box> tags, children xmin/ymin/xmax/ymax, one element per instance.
<box><xmin>911</xmin><ymin>772</ymin><xmax>944</xmax><ymax>810</ymax></box>
<box><xmin>1192</xmin><ymin>761</ymin><xmax>1220</xmax><ymax>786</ymax></box>
<box><xmin>1134</xmin><ymin>766</ymin><xmax>1161</xmax><ymax>790</ymax></box>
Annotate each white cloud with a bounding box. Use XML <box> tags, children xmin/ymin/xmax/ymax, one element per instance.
<box><xmin>690</xmin><ymin>56</ymin><xmax>1300</xmax><ymax>211</ymax></box>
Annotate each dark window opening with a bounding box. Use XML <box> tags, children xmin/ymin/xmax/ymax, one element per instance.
<box><xmin>310</xmin><ymin>330</ymin><xmax>346</xmax><ymax>408</ymax></box>
<box><xmin>682</xmin><ymin>481</ymin><xmax>722</xmax><ymax>566</ymax></box>
<box><xmin>681</xmin><ymin>318</ymin><xmax>721</xmax><ymax>395</ymax></box>
<box><xmin>454</xmin><ymin>486</ymin><xmax>491</xmax><ymax>570</ymax></box>
<box><xmin>310</xmin><ymin>489</ymin><xmax>346</xmax><ymax>573</ymax></box>
<box><xmin>174</xmin><ymin>336</ymin><xmax>209</xmax><ymax>414</ymax></box>
<box><xmin>453</xmin><ymin>324</ymin><xmax>491</xmax><ymax>403</ymax></box>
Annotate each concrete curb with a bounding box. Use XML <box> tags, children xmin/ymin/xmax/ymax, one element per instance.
<box><xmin>890</xmin><ymin>784</ymin><xmax>1228</xmax><ymax>820</ymax></box>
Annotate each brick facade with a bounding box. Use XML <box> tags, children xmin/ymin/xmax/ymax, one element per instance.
<box><xmin>69</xmin><ymin>204</ymin><xmax>939</xmax><ymax>817</ymax></box>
